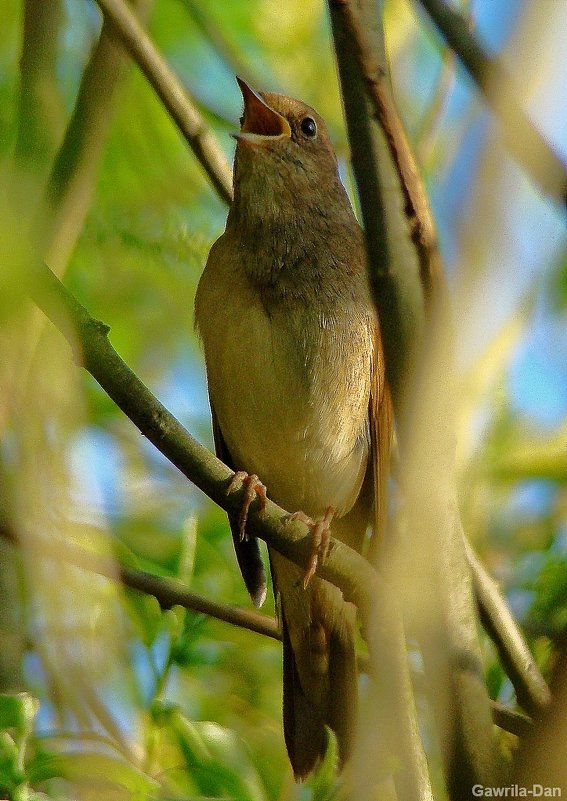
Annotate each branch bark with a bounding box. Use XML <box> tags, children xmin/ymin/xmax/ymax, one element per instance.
<box><xmin>27</xmin><ymin>258</ymin><xmax>380</xmax><ymax>626</ymax></box>
<box><xmin>328</xmin><ymin>0</ymin><xmax>425</xmax><ymax>409</ymax></box>
<box><xmin>3</xmin><ymin>0</ymin><xmax>67</xmax><ymax>699</ymax></box>
<box><xmin>328</xmin><ymin>5</ymin><xmax>434</xmax><ymax>798</ymax></box>
<box><xmin>329</xmin><ymin>1</ymin><xmax>503</xmax><ymax>797</ymax></box>
<box><xmin>94</xmin><ymin>0</ymin><xmax>233</xmax><ymax>204</ymax></box>
<box><xmin>466</xmin><ymin>539</ymin><xmax>551</xmax><ymax>715</ymax></box>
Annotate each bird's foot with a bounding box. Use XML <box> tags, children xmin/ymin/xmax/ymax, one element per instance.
<box><xmin>226</xmin><ymin>471</ymin><xmax>267</xmax><ymax>541</ymax></box>
<box><xmin>289</xmin><ymin>506</ymin><xmax>336</xmax><ymax>588</ymax></box>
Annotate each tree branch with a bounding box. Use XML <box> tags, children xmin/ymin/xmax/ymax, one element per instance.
<box><xmin>466</xmin><ymin>539</ymin><xmax>551</xmax><ymax>715</ymax></box>
<box><xmin>328</xmin><ymin>0</ymin><xmax>426</xmax><ymax>410</ymax></box>
<box><xmin>0</xmin><ymin>522</ymin><xmax>279</xmax><ymax>642</ymax></box>
<box><xmin>26</xmin><ymin>258</ymin><xmax>380</xmax><ymax>625</ymax></box>
<box><xmin>179</xmin><ymin>0</ymin><xmax>259</xmax><ymax>90</ymax></box>
<box><xmin>14</xmin><ymin>0</ymin><xmax>65</xmax><ymax>179</ymax></box>
<box><xmin>416</xmin><ymin>45</ymin><xmax>456</xmax><ymax>166</ymax></box>
<box><xmin>328</xmin><ymin>5</ymin><xmax>435</xmax><ymax>798</ymax></box>
<box><xmin>3</xmin><ymin>0</ymin><xmax>67</xmax><ymax>700</ymax></box>
<box><xmin>41</xmin><ymin>0</ymin><xmax>154</xmax><ymax>274</ymax></box>
<box><xmin>0</xmin><ymin>522</ymin><xmax>534</xmax><ymax>740</ymax></box>
<box><xmin>416</xmin><ymin>0</ymin><xmax>567</xmax><ymax>213</ymax></box>
<box><xmin>329</xmin><ymin>2</ymin><xmax>502</xmax><ymax>796</ymax></box>
<box><xmin>331</xmin><ymin>0</ymin><xmax>442</xmax><ymax>300</ymax></box>
<box><xmin>93</xmin><ymin>0</ymin><xmax>233</xmax><ymax>205</ymax></box>
<box><xmin>332</xmin><ymin>0</ymin><xmax>555</xmax><ymax>770</ymax></box>
<box><xmin>490</xmin><ymin>702</ymin><xmax>532</xmax><ymax>739</ymax></box>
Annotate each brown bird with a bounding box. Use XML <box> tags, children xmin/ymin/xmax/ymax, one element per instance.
<box><xmin>195</xmin><ymin>78</ymin><xmax>391</xmax><ymax>779</ymax></box>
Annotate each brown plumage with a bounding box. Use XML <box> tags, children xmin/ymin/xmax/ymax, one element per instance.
<box><xmin>194</xmin><ymin>78</ymin><xmax>391</xmax><ymax>779</ymax></box>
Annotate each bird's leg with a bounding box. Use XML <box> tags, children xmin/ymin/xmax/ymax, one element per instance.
<box><xmin>289</xmin><ymin>506</ymin><xmax>336</xmax><ymax>588</ymax></box>
<box><xmin>226</xmin><ymin>471</ymin><xmax>267</xmax><ymax>541</ymax></box>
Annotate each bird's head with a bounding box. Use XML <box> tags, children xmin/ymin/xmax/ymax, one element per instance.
<box><xmin>231</xmin><ymin>78</ymin><xmax>342</xmax><ymax>217</ymax></box>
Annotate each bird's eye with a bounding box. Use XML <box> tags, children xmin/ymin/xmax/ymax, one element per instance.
<box><xmin>300</xmin><ymin>116</ymin><xmax>317</xmax><ymax>138</ymax></box>
<box><xmin>239</xmin><ymin>115</ymin><xmax>245</xmax><ymax>126</ymax></box>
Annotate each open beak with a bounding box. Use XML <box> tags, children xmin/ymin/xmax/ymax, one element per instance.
<box><xmin>233</xmin><ymin>77</ymin><xmax>291</xmax><ymax>145</ymax></box>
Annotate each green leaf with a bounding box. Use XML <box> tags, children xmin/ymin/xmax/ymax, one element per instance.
<box><xmin>26</xmin><ymin>752</ymin><xmax>159</xmax><ymax>795</ymax></box>
<box><xmin>0</xmin><ymin>693</ymin><xmax>39</xmax><ymax>734</ymax></box>
<box><xmin>491</xmin><ymin>423</ymin><xmax>567</xmax><ymax>482</ymax></box>
<box><xmin>0</xmin><ymin>731</ymin><xmax>20</xmax><ymax>789</ymax></box>
<box><xmin>168</xmin><ymin>712</ymin><xmax>268</xmax><ymax>801</ymax></box>
<box><xmin>125</xmin><ymin>591</ymin><xmax>164</xmax><ymax>648</ymax></box>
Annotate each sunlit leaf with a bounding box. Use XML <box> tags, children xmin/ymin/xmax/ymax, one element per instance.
<box><xmin>27</xmin><ymin>752</ymin><xmax>159</xmax><ymax>794</ymax></box>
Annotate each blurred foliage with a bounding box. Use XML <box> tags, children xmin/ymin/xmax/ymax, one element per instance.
<box><xmin>0</xmin><ymin>0</ymin><xmax>566</xmax><ymax>798</ymax></box>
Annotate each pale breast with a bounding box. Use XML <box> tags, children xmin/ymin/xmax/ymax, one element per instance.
<box><xmin>195</xmin><ymin>245</ymin><xmax>373</xmax><ymax>518</ymax></box>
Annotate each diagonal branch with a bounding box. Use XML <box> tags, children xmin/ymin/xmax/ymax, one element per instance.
<box><xmin>179</xmin><ymin>0</ymin><xmax>260</xmax><ymax>90</ymax></box>
<box><xmin>466</xmin><ymin>539</ymin><xmax>551</xmax><ymax>714</ymax></box>
<box><xmin>41</xmin><ymin>0</ymin><xmax>154</xmax><ymax>274</ymax></box>
<box><xmin>94</xmin><ymin>0</ymin><xmax>233</xmax><ymax>204</ymax></box>
<box><xmin>416</xmin><ymin>44</ymin><xmax>457</xmax><ymax>165</ymax></box>
<box><xmin>27</xmin><ymin>258</ymin><xmax>381</xmax><ymax>625</ymax></box>
<box><xmin>416</xmin><ymin>0</ymin><xmax>567</xmax><ymax>213</ymax></box>
<box><xmin>0</xmin><ymin>522</ymin><xmax>279</xmax><ymax>642</ymax></box>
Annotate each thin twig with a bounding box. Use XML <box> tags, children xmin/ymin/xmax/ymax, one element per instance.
<box><xmin>0</xmin><ymin>523</ymin><xmax>279</xmax><ymax>642</ymax></box>
<box><xmin>466</xmin><ymin>539</ymin><xmax>551</xmax><ymax>715</ymax></box>
<box><xmin>490</xmin><ymin>702</ymin><xmax>532</xmax><ymax>739</ymax></box>
<box><xmin>121</xmin><ymin>565</ymin><xmax>280</xmax><ymax>640</ymax></box>
<box><xmin>94</xmin><ymin>0</ymin><xmax>233</xmax><ymax>204</ymax></box>
<box><xmin>42</xmin><ymin>0</ymin><xmax>154</xmax><ymax>274</ymax></box>
<box><xmin>415</xmin><ymin>47</ymin><xmax>456</xmax><ymax>166</ymax></box>
<box><xmin>1</xmin><ymin>524</ymin><xmax>531</xmax><ymax>738</ymax></box>
<box><xmin>416</xmin><ymin>0</ymin><xmax>567</xmax><ymax>212</ymax></box>
<box><xmin>179</xmin><ymin>0</ymin><xmax>258</xmax><ymax>89</ymax></box>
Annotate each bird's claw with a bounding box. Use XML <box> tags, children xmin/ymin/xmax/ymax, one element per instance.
<box><xmin>226</xmin><ymin>471</ymin><xmax>267</xmax><ymax>541</ymax></box>
<box><xmin>289</xmin><ymin>506</ymin><xmax>335</xmax><ymax>588</ymax></box>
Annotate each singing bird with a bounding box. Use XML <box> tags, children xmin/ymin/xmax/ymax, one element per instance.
<box><xmin>195</xmin><ymin>78</ymin><xmax>391</xmax><ymax>778</ymax></box>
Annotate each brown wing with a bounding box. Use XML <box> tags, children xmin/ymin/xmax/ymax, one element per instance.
<box><xmin>368</xmin><ymin>324</ymin><xmax>393</xmax><ymax>561</ymax></box>
<box><xmin>211</xmin><ymin>407</ymin><xmax>267</xmax><ymax>607</ymax></box>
